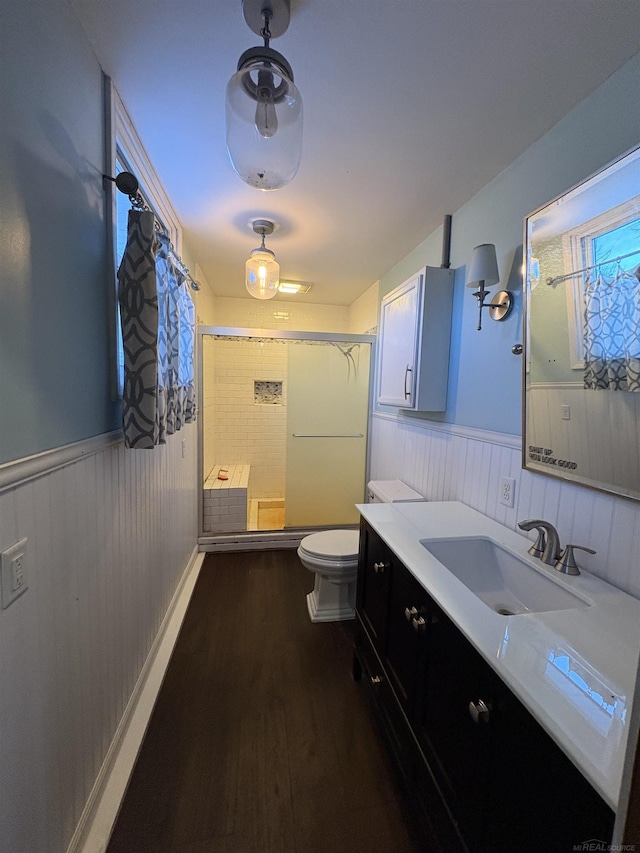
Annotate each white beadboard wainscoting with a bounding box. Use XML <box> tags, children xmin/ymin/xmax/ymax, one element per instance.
<box><xmin>370</xmin><ymin>412</ymin><xmax>640</xmax><ymax>598</ymax></box>
<box><xmin>0</xmin><ymin>425</ymin><xmax>199</xmax><ymax>853</ymax></box>
<box><xmin>527</xmin><ymin>383</ymin><xmax>640</xmax><ymax>497</ymax></box>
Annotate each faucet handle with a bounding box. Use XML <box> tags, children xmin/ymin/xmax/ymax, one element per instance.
<box><xmin>555</xmin><ymin>544</ymin><xmax>596</xmax><ymax>576</ymax></box>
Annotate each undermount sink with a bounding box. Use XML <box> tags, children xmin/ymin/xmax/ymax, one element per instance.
<box><xmin>420</xmin><ymin>536</ymin><xmax>591</xmax><ymax>616</ymax></box>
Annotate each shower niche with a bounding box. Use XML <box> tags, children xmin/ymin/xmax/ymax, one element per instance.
<box><xmin>200</xmin><ymin>330</ymin><xmax>373</xmax><ymax>536</ymax></box>
<box><xmin>254</xmin><ymin>380</ymin><xmax>283</xmax><ymax>405</ymax></box>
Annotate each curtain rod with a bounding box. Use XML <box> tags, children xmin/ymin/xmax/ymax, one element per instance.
<box><xmin>546</xmin><ymin>247</ymin><xmax>640</xmax><ymax>286</ymax></box>
<box><xmin>103</xmin><ymin>171</ymin><xmax>201</xmax><ymax>291</ymax></box>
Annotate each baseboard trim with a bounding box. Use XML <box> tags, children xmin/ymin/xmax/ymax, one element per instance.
<box><xmin>67</xmin><ymin>546</ymin><xmax>204</xmax><ymax>853</ymax></box>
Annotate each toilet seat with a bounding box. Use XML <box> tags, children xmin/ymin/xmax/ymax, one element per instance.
<box><xmin>298</xmin><ymin>529</ymin><xmax>359</xmax><ymax>561</ymax></box>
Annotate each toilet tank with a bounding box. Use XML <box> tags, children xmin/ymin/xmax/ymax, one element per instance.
<box><xmin>367</xmin><ymin>479</ymin><xmax>424</xmax><ymax>503</ymax></box>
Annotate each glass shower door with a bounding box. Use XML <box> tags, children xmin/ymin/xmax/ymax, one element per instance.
<box><xmin>285</xmin><ymin>340</ymin><xmax>371</xmax><ymax>527</ymax></box>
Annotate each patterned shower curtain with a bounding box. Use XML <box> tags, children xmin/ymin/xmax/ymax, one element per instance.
<box><xmin>583</xmin><ymin>265</ymin><xmax>640</xmax><ymax>392</ymax></box>
<box><xmin>118</xmin><ymin>209</ymin><xmax>196</xmax><ymax>448</ymax></box>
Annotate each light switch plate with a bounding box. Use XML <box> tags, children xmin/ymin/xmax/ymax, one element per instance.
<box><xmin>1</xmin><ymin>538</ymin><xmax>28</xmax><ymax>608</ymax></box>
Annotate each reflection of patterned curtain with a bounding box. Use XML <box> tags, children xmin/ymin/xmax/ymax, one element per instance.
<box><xmin>583</xmin><ymin>266</ymin><xmax>640</xmax><ymax>392</ymax></box>
<box><xmin>118</xmin><ymin>210</ymin><xmax>196</xmax><ymax>448</ymax></box>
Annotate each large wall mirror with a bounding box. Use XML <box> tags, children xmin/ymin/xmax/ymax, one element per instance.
<box><xmin>523</xmin><ymin>145</ymin><xmax>640</xmax><ymax>500</ymax></box>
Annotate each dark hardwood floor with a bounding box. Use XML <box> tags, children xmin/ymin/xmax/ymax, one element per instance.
<box><xmin>108</xmin><ymin>550</ymin><xmax>423</xmax><ymax>853</ymax></box>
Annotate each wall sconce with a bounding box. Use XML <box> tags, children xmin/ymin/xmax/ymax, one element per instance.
<box><xmin>246</xmin><ymin>219</ymin><xmax>280</xmax><ymax>300</ymax></box>
<box><xmin>466</xmin><ymin>243</ymin><xmax>513</xmax><ymax>330</ymax></box>
<box><xmin>226</xmin><ymin>0</ymin><xmax>303</xmax><ymax>190</ymax></box>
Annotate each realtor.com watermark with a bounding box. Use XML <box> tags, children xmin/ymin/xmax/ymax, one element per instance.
<box><xmin>573</xmin><ymin>842</ymin><xmax>636</xmax><ymax>852</ymax></box>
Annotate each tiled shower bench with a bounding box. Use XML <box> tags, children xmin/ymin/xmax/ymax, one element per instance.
<box><xmin>203</xmin><ymin>463</ymin><xmax>250</xmax><ymax>533</ymax></box>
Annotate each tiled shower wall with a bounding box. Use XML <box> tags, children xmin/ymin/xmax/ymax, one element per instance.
<box><xmin>208</xmin><ymin>338</ymin><xmax>288</xmax><ymax>500</ymax></box>
<box><xmin>370</xmin><ymin>413</ymin><xmax>640</xmax><ymax>598</ymax></box>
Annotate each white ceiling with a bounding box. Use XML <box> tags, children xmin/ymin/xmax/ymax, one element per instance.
<box><xmin>70</xmin><ymin>0</ymin><xmax>640</xmax><ymax>305</ymax></box>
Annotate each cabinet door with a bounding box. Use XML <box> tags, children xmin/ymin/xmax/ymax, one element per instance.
<box><xmin>384</xmin><ymin>560</ymin><xmax>430</xmax><ymax>718</ymax></box>
<box><xmin>417</xmin><ymin>601</ymin><xmax>615</xmax><ymax>852</ymax></box>
<box><xmin>377</xmin><ymin>272</ymin><xmax>421</xmax><ymax>407</ymax></box>
<box><xmin>484</xmin><ymin>683</ymin><xmax>615</xmax><ymax>852</ymax></box>
<box><xmin>356</xmin><ymin>521</ymin><xmax>393</xmax><ymax>653</ymax></box>
<box><xmin>415</xmin><ymin>600</ymin><xmax>493</xmax><ymax>845</ymax></box>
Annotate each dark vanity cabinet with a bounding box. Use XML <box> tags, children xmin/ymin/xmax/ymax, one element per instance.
<box><xmin>354</xmin><ymin>519</ymin><xmax>615</xmax><ymax>852</ymax></box>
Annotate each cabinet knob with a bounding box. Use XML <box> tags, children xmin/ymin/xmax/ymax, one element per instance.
<box><xmin>373</xmin><ymin>561</ymin><xmax>387</xmax><ymax>574</ymax></box>
<box><xmin>411</xmin><ymin>615</ymin><xmax>427</xmax><ymax>632</ymax></box>
<box><xmin>404</xmin><ymin>606</ymin><xmax>418</xmax><ymax>621</ymax></box>
<box><xmin>468</xmin><ymin>699</ymin><xmax>490</xmax><ymax>724</ymax></box>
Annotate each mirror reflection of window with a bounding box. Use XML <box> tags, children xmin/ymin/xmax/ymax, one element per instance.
<box><xmin>592</xmin><ymin>219</ymin><xmax>640</xmax><ymax>280</ymax></box>
<box><xmin>565</xmin><ymin>202</ymin><xmax>640</xmax><ymax>368</ymax></box>
<box><xmin>524</xmin><ymin>145</ymin><xmax>640</xmax><ymax>501</ymax></box>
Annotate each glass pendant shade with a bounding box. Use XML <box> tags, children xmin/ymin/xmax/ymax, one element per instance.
<box><xmin>246</xmin><ymin>247</ymin><xmax>280</xmax><ymax>299</ymax></box>
<box><xmin>226</xmin><ymin>52</ymin><xmax>303</xmax><ymax>191</ymax></box>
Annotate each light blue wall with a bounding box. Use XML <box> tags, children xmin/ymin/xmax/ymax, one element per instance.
<box><xmin>0</xmin><ymin>0</ymin><xmax>119</xmax><ymax>464</ymax></box>
<box><xmin>378</xmin><ymin>52</ymin><xmax>640</xmax><ymax>436</ymax></box>
<box><xmin>2</xmin><ymin>0</ymin><xmax>638</xmax><ymax>463</ymax></box>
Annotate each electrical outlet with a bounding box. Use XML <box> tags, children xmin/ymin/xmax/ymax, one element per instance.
<box><xmin>1</xmin><ymin>538</ymin><xmax>28</xmax><ymax>608</ymax></box>
<box><xmin>500</xmin><ymin>476</ymin><xmax>516</xmax><ymax>508</ymax></box>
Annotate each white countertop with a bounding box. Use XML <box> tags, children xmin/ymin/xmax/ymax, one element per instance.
<box><xmin>356</xmin><ymin>500</ymin><xmax>640</xmax><ymax>811</ymax></box>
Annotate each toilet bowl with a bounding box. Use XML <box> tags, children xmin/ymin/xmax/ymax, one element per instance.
<box><xmin>298</xmin><ymin>529</ymin><xmax>360</xmax><ymax>623</ymax></box>
<box><xmin>298</xmin><ymin>480</ymin><xmax>424</xmax><ymax>623</ymax></box>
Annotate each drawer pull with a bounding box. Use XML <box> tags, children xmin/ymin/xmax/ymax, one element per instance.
<box><xmin>404</xmin><ymin>606</ymin><xmax>418</xmax><ymax>621</ymax></box>
<box><xmin>373</xmin><ymin>561</ymin><xmax>387</xmax><ymax>574</ymax></box>
<box><xmin>469</xmin><ymin>699</ymin><xmax>490</xmax><ymax>724</ymax></box>
<box><xmin>370</xmin><ymin>675</ymin><xmax>382</xmax><ymax>685</ymax></box>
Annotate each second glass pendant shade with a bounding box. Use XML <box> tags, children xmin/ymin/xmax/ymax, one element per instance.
<box><xmin>245</xmin><ymin>220</ymin><xmax>280</xmax><ymax>299</ymax></box>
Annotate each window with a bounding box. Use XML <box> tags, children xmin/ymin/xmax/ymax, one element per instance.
<box><xmin>105</xmin><ymin>77</ymin><xmax>182</xmax><ymax>397</ymax></box>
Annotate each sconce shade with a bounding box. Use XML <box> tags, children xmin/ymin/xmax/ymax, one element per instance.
<box><xmin>466</xmin><ymin>243</ymin><xmax>500</xmax><ymax>287</ymax></box>
<box><xmin>226</xmin><ymin>50</ymin><xmax>303</xmax><ymax>191</ymax></box>
<box><xmin>246</xmin><ymin>246</ymin><xmax>280</xmax><ymax>299</ymax></box>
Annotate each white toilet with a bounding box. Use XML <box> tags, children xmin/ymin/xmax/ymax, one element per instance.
<box><xmin>298</xmin><ymin>479</ymin><xmax>424</xmax><ymax>623</ymax></box>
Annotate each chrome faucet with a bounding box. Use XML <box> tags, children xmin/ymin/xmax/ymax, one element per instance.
<box><xmin>517</xmin><ymin>519</ymin><xmax>562</xmax><ymax>566</ymax></box>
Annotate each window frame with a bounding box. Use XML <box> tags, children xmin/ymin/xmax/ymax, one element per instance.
<box><xmin>103</xmin><ymin>75</ymin><xmax>182</xmax><ymax>398</ymax></box>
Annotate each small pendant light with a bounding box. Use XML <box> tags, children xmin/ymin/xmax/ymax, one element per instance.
<box><xmin>226</xmin><ymin>0</ymin><xmax>303</xmax><ymax>191</ymax></box>
<box><xmin>246</xmin><ymin>220</ymin><xmax>280</xmax><ymax>299</ymax></box>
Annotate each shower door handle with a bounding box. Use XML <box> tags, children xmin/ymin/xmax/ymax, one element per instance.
<box><xmin>404</xmin><ymin>365</ymin><xmax>413</xmax><ymax>400</ymax></box>
<box><xmin>292</xmin><ymin>434</ymin><xmax>364</xmax><ymax>438</ymax></box>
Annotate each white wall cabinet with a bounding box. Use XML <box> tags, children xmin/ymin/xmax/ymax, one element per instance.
<box><xmin>377</xmin><ymin>266</ymin><xmax>454</xmax><ymax>411</ymax></box>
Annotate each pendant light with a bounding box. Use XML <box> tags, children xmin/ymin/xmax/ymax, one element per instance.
<box><xmin>246</xmin><ymin>220</ymin><xmax>280</xmax><ymax>299</ymax></box>
<box><xmin>226</xmin><ymin>0</ymin><xmax>303</xmax><ymax>190</ymax></box>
